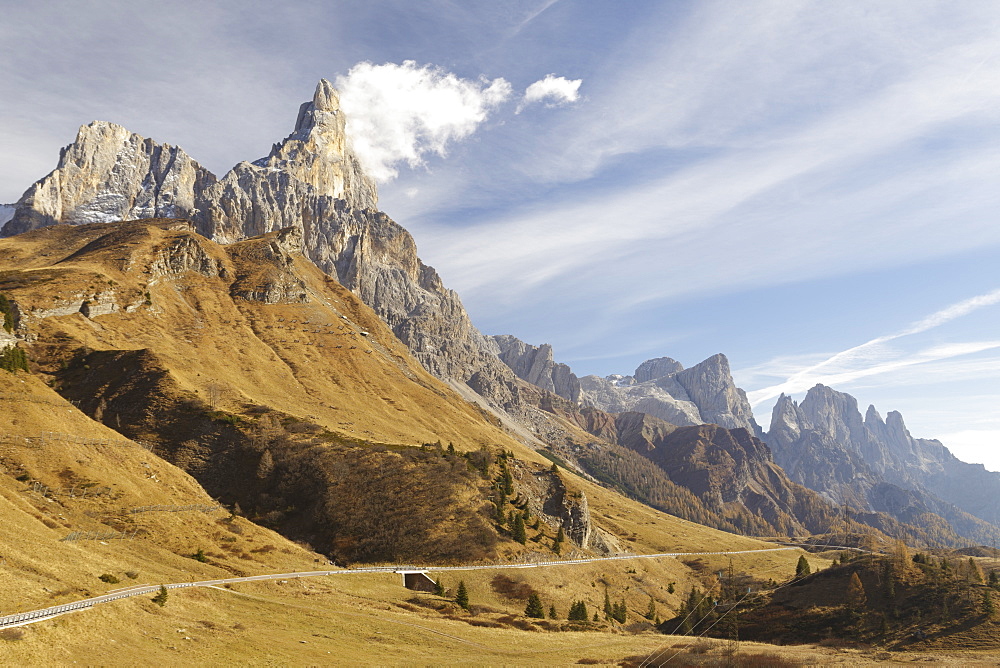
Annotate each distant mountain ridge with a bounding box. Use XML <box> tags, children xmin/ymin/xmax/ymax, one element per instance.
<box><xmin>768</xmin><ymin>384</ymin><xmax>1000</xmax><ymax>538</ymax></box>
<box><xmin>491</xmin><ymin>335</ymin><xmax>761</xmax><ymax>436</ymax></box>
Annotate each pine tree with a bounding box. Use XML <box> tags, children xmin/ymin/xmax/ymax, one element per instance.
<box><xmin>613</xmin><ymin>599</ymin><xmax>627</xmax><ymax>623</ymax></box>
<box><xmin>549</xmin><ymin>604</ymin><xmax>558</xmax><ymax>619</ymax></box>
<box><xmin>152</xmin><ymin>585</ymin><xmax>168</xmax><ymax>607</ymax></box>
<box><xmin>0</xmin><ymin>294</ymin><xmax>14</xmax><ymax>332</ymax></box>
<box><xmin>968</xmin><ymin>557</ymin><xmax>984</xmax><ymax>583</ymax></box>
<box><xmin>603</xmin><ymin>590</ymin><xmax>613</xmax><ymax>620</ymax></box>
<box><xmin>455</xmin><ymin>580</ymin><xmax>470</xmax><ymax>610</ymax></box>
<box><xmin>553</xmin><ymin>526</ymin><xmax>564</xmax><ymax>555</ymax></box>
<box><xmin>499</xmin><ymin>461</ymin><xmax>514</xmax><ymax>495</ymax></box>
<box><xmin>434</xmin><ymin>579</ymin><xmax>445</xmax><ymax>597</ymax></box>
<box><xmin>795</xmin><ymin>555</ymin><xmax>811</xmax><ymax>577</ymax></box>
<box><xmin>568</xmin><ymin>600</ymin><xmax>589</xmax><ymax>621</ymax></box>
<box><xmin>645</xmin><ymin>595</ymin><xmax>657</xmax><ymax>620</ymax></box>
<box><xmin>984</xmin><ymin>590</ymin><xmax>995</xmax><ymax>618</ymax></box>
<box><xmin>525</xmin><ymin>593</ymin><xmax>545</xmax><ymax>618</ymax></box>
<box><xmin>512</xmin><ymin>512</ymin><xmax>527</xmax><ymax>544</ymax></box>
<box><xmin>989</xmin><ymin>569</ymin><xmax>1000</xmax><ymax>589</ymax></box>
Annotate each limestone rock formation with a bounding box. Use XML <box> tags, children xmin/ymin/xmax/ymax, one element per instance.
<box><xmin>3</xmin><ymin>122</ymin><xmax>216</xmax><ymax>236</ymax></box>
<box><xmin>634</xmin><ymin>357</ymin><xmax>683</xmax><ymax>383</ymax></box>
<box><xmin>489</xmin><ymin>335</ymin><xmax>581</xmax><ymax>403</ymax></box>
<box><xmin>578</xmin><ymin>353</ymin><xmax>761</xmax><ymax>435</ymax></box>
<box><xmin>767</xmin><ymin>385</ymin><xmax>1000</xmax><ymax>536</ymax></box>
<box><xmin>1</xmin><ymin>81</ymin><xmax>521</xmax><ymax>416</ymax></box>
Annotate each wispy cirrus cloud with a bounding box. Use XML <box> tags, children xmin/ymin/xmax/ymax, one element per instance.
<box><xmin>743</xmin><ymin>288</ymin><xmax>1000</xmax><ymax>407</ymax></box>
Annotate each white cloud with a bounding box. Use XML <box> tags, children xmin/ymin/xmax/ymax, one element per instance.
<box><xmin>336</xmin><ymin>61</ymin><xmax>513</xmax><ymax>182</ymax></box>
<box><xmin>517</xmin><ymin>74</ymin><xmax>582</xmax><ymax>112</ymax></box>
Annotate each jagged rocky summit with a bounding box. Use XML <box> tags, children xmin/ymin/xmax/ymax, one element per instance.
<box><xmin>490</xmin><ymin>335</ymin><xmax>761</xmax><ymax>435</ymax></box>
<box><xmin>769</xmin><ymin>384</ymin><xmax>1000</xmax><ymax>531</ymax></box>
<box><xmin>2</xmin><ymin>80</ymin><xmax>523</xmax><ymax>413</ymax></box>
<box><xmin>585</xmin><ymin>354</ymin><xmax>761</xmax><ymax>435</ymax></box>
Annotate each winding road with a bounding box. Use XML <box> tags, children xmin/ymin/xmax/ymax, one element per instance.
<box><xmin>0</xmin><ymin>546</ymin><xmax>795</xmax><ymax>629</ymax></box>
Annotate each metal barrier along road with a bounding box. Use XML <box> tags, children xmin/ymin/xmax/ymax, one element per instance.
<box><xmin>0</xmin><ymin>547</ymin><xmax>795</xmax><ymax>629</ymax></box>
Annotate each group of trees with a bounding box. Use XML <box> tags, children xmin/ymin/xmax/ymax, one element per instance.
<box><xmin>567</xmin><ymin>600</ymin><xmax>591</xmax><ymax>621</ymax></box>
<box><xmin>0</xmin><ymin>345</ymin><xmax>28</xmax><ymax>372</ymax></box>
<box><xmin>602</xmin><ymin>590</ymin><xmax>628</xmax><ymax>623</ymax></box>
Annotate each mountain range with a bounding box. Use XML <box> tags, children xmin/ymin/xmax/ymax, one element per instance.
<box><xmin>2</xmin><ymin>79</ymin><xmax>998</xmax><ymax>554</ymax></box>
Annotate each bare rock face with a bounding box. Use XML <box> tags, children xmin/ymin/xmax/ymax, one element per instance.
<box><xmin>634</xmin><ymin>356</ymin><xmax>683</xmax><ymax>383</ymax></box>
<box><xmin>766</xmin><ymin>384</ymin><xmax>1000</xmax><ymax>534</ymax></box>
<box><xmin>489</xmin><ymin>335</ymin><xmax>581</xmax><ymax>403</ymax></box>
<box><xmin>577</xmin><ymin>353</ymin><xmax>761</xmax><ymax>435</ymax></box>
<box><xmin>2</xmin><ymin>81</ymin><xmax>521</xmax><ymax>414</ymax></box>
<box><xmin>539</xmin><ymin>471</ymin><xmax>591</xmax><ymax>548</ymax></box>
<box><xmin>252</xmin><ymin>79</ymin><xmax>377</xmax><ymax>212</ymax></box>
<box><xmin>4</xmin><ymin>122</ymin><xmax>216</xmax><ymax>235</ymax></box>
<box><xmin>675</xmin><ymin>354</ymin><xmax>761</xmax><ymax>434</ymax></box>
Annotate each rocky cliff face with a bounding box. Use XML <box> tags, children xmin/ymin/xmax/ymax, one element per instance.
<box><xmin>767</xmin><ymin>384</ymin><xmax>1000</xmax><ymax>534</ymax></box>
<box><xmin>578</xmin><ymin>353</ymin><xmax>762</xmax><ymax>435</ymax></box>
<box><xmin>2</xmin><ymin>80</ymin><xmax>522</xmax><ymax>415</ymax></box>
<box><xmin>489</xmin><ymin>335</ymin><xmax>581</xmax><ymax>403</ymax></box>
<box><xmin>4</xmin><ymin>122</ymin><xmax>216</xmax><ymax>236</ymax></box>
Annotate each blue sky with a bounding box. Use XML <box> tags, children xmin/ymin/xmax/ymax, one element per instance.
<box><xmin>2</xmin><ymin>1</ymin><xmax>999</xmax><ymax>469</ymax></box>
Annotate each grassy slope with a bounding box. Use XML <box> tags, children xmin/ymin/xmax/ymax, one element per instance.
<box><xmin>0</xmin><ymin>221</ymin><xmax>852</xmax><ymax>662</ymax></box>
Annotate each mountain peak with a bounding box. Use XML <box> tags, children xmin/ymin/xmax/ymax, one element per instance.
<box><xmin>633</xmin><ymin>356</ymin><xmax>683</xmax><ymax>383</ymax></box>
<box><xmin>294</xmin><ymin>79</ymin><xmax>342</xmax><ymax>132</ymax></box>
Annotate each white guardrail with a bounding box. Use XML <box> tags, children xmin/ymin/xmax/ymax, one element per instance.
<box><xmin>0</xmin><ymin>547</ymin><xmax>795</xmax><ymax>629</ymax></box>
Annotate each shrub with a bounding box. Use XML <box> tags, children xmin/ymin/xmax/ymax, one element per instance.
<box><xmin>152</xmin><ymin>585</ymin><xmax>168</xmax><ymax>607</ymax></box>
<box><xmin>99</xmin><ymin>573</ymin><xmax>120</xmax><ymax>584</ymax></box>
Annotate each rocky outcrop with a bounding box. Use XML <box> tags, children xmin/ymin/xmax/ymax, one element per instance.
<box><xmin>539</xmin><ymin>470</ymin><xmax>591</xmax><ymax>548</ymax></box>
<box><xmin>2</xmin><ymin>81</ymin><xmax>522</xmax><ymax>416</ymax></box>
<box><xmin>489</xmin><ymin>335</ymin><xmax>581</xmax><ymax>402</ymax></box>
<box><xmin>578</xmin><ymin>353</ymin><xmax>761</xmax><ymax>435</ymax></box>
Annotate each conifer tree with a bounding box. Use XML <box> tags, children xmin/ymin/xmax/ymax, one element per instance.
<box><xmin>525</xmin><ymin>592</ymin><xmax>545</xmax><ymax>618</ymax></box>
<box><xmin>645</xmin><ymin>595</ymin><xmax>657</xmax><ymax>620</ymax></box>
<box><xmin>568</xmin><ymin>600</ymin><xmax>589</xmax><ymax>621</ymax></box>
<box><xmin>989</xmin><ymin>569</ymin><xmax>999</xmax><ymax>589</ymax></box>
<box><xmin>455</xmin><ymin>580</ymin><xmax>470</xmax><ymax>610</ymax></box>
<box><xmin>603</xmin><ymin>590</ymin><xmax>613</xmax><ymax>620</ymax></box>
<box><xmin>795</xmin><ymin>555</ymin><xmax>811</xmax><ymax>577</ymax></box>
<box><xmin>613</xmin><ymin>599</ymin><xmax>627</xmax><ymax>623</ymax></box>
<box><xmin>846</xmin><ymin>572</ymin><xmax>867</xmax><ymax>610</ymax></box>
<box><xmin>984</xmin><ymin>590</ymin><xmax>995</xmax><ymax>618</ymax></box>
<box><xmin>152</xmin><ymin>585</ymin><xmax>168</xmax><ymax>607</ymax></box>
<box><xmin>434</xmin><ymin>579</ymin><xmax>445</xmax><ymax>597</ymax></box>
<box><xmin>512</xmin><ymin>513</ymin><xmax>527</xmax><ymax>544</ymax></box>
<box><xmin>968</xmin><ymin>557</ymin><xmax>984</xmax><ymax>583</ymax></box>
<box><xmin>549</xmin><ymin>604</ymin><xmax>557</xmax><ymax>619</ymax></box>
